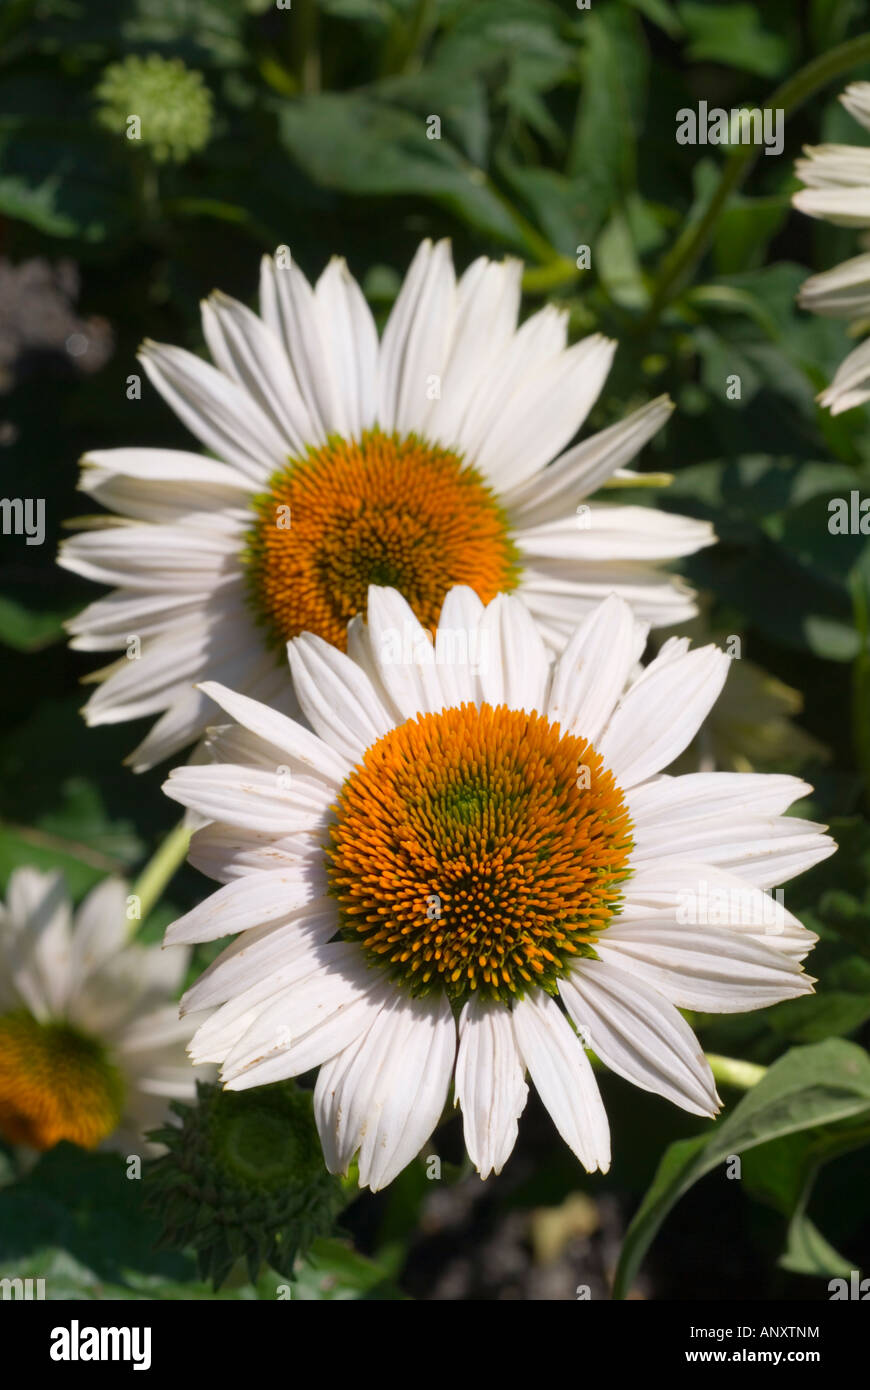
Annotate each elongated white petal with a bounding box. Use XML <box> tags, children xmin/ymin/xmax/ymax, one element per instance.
<box><xmin>139</xmin><ymin>340</ymin><xmax>288</xmax><ymax>483</ymax></box>
<box><xmin>560</xmin><ymin>959</ymin><xmax>719</xmax><ymax>1117</ymax></box>
<box><xmin>505</xmin><ymin>396</ymin><xmax>674</xmax><ymax>527</ymax></box>
<box><xmin>164</xmin><ymin>867</ymin><xmax>326</xmax><ymax>945</ymax></box>
<box><xmin>378</xmin><ymin>239</ymin><xmax>455</xmax><ymax>435</ymax></box>
<box><xmin>222</xmin><ymin>950</ymin><xmax>389</xmax><ymax>1085</ymax></box>
<box><xmin>314</xmin><ymin>991</ymin><xmax>456</xmax><ymax>1190</ymax></box>
<box><xmin>163</xmin><ymin>763</ymin><xmax>335</xmax><ymax>835</ymax></box>
<box><xmin>595</xmin><ymin>921</ymin><xmax>813</xmax><ymax>1011</ymax></box>
<box><xmin>365</xmin><ymin>586</ymin><xmax>446</xmax><ymax>717</ymax></box>
<box><xmin>547</xmin><ymin>594</ymin><xmax>647</xmax><ymax>744</ymax></box>
<box><xmin>478</xmin><ymin>594</ymin><xmax>549</xmax><ymax>714</ymax></box>
<box><xmin>599</xmin><ymin>643</ymin><xmax>731</xmax><ymax>787</ymax></box>
<box><xmin>181</xmin><ymin>905</ymin><xmax>337</xmax><ymax>1014</ymax></box>
<box><xmin>314</xmin><ymin>256</ymin><xmax>379</xmax><ymax>437</ymax></box>
<box><xmin>627</xmin><ymin>772</ymin><xmax>812</xmax><ymax>823</ymax></box>
<box><xmin>201</xmin><ymin>290</ymin><xmax>318</xmax><ymax>451</ymax></box>
<box><xmin>512</xmin><ymin>991</ymin><xmax>610</xmax><ymax>1173</ymax></box>
<box><xmin>288</xmin><ymin>632</ymin><xmax>394</xmax><ymax>763</ymax></box>
<box><xmin>195</xmin><ymin>682</ymin><xmax>351</xmax><ymax>784</ymax></box>
<box><xmin>455</xmin><ymin>996</ymin><xmax>528</xmax><ymax>1178</ymax></box>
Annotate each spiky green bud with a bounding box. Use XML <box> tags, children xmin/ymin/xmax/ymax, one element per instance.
<box><xmin>94</xmin><ymin>55</ymin><xmax>213</xmax><ymax>165</ymax></box>
<box><xmin>145</xmin><ymin>1081</ymin><xmax>346</xmax><ymax>1288</ymax></box>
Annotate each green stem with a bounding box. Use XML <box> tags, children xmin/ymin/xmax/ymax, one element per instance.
<box><xmin>851</xmin><ymin>569</ymin><xmax>870</xmax><ymax>807</ymax></box>
<box><xmin>131</xmin><ymin>819</ymin><xmax>191</xmax><ymax>928</ymax></box>
<box><xmin>380</xmin><ymin>0</ymin><xmax>436</xmax><ymax>76</ymax></box>
<box><xmin>642</xmin><ymin>32</ymin><xmax>870</xmax><ymax>329</ymax></box>
<box><xmin>705</xmin><ymin>1053</ymin><xmax>766</xmax><ymax>1091</ymax></box>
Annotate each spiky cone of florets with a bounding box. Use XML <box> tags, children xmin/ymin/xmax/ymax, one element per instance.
<box><xmin>145</xmin><ymin>1079</ymin><xmax>346</xmax><ymax>1288</ymax></box>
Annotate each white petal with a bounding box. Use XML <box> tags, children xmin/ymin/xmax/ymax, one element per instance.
<box><xmin>222</xmin><ymin>950</ymin><xmax>390</xmax><ymax>1084</ymax></box>
<box><xmin>478</xmin><ymin>594</ymin><xmax>549</xmax><ymax>714</ymax></box>
<box><xmin>163</xmin><ymin>763</ymin><xmax>335</xmax><ymax>835</ymax></box>
<box><xmin>560</xmin><ymin>959</ymin><xmax>719</xmax><ymax>1117</ymax></box>
<box><xmin>473</xmin><ymin>335</ymin><xmax>616</xmax><ymax>494</ymax></box>
<box><xmin>201</xmin><ymin>290</ymin><xmax>318</xmax><ymax>452</ymax></box>
<box><xmin>512</xmin><ymin>990</ymin><xmax>610</xmax><ymax>1173</ymax></box>
<box><xmin>546</xmin><ymin>594</ymin><xmax>647</xmax><ymax>744</ymax></box>
<box><xmin>434</xmin><ymin>584</ymin><xmax>486</xmax><ymax>708</ymax></box>
<box><xmin>595</xmin><ymin>921</ymin><xmax>814</xmax><ymax>1011</ymax></box>
<box><xmin>164</xmin><ymin>867</ymin><xmax>326</xmax><ymax>945</ymax></box>
<box><xmin>366</xmin><ymin>586</ymin><xmax>446</xmax><ymax>717</ymax></box>
<box><xmin>455</xmin><ymin>995</ymin><xmax>528</xmax><ymax>1178</ymax></box>
<box><xmin>258</xmin><ymin>253</ymin><xmax>334</xmax><ymax>440</ymax></box>
<box><xmin>599</xmin><ymin>643</ymin><xmax>731</xmax><ymax>787</ymax></box>
<box><xmin>314</xmin><ymin>990</ymin><xmax>456</xmax><ymax>1190</ymax></box>
<box><xmin>195</xmin><ymin>681</ymin><xmax>351</xmax><ymax>783</ymax></box>
<box><xmin>378</xmin><ymin>239</ymin><xmax>455</xmax><ymax>435</ymax></box>
<box><xmin>627</xmin><ymin>772</ymin><xmax>812</xmax><ymax>823</ymax></box>
<box><xmin>288</xmin><ymin>632</ymin><xmax>394</xmax><ymax>763</ymax></box>
<box><xmin>314</xmin><ymin>256</ymin><xmax>380</xmax><ymax>437</ymax></box>
<box><xmin>139</xmin><ymin>340</ymin><xmax>288</xmax><ymax>483</ymax></box>
<box><xmin>504</xmin><ymin>396</ymin><xmax>674</xmax><ymax>527</ymax></box>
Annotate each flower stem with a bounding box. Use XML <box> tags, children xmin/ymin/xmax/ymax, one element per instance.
<box><xmin>705</xmin><ymin>1053</ymin><xmax>766</xmax><ymax>1091</ymax></box>
<box><xmin>131</xmin><ymin>818</ymin><xmax>191</xmax><ymax>928</ymax></box>
<box><xmin>851</xmin><ymin>568</ymin><xmax>870</xmax><ymax>808</ymax></box>
<box><xmin>642</xmin><ymin>32</ymin><xmax>870</xmax><ymax>329</ymax></box>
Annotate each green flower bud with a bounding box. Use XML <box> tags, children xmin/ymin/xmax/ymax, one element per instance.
<box><xmin>94</xmin><ymin>55</ymin><xmax>213</xmax><ymax>165</ymax></box>
<box><xmin>145</xmin><ymin>1081</ymin><xmax>346</xmax><ymax>1288</ymax></box>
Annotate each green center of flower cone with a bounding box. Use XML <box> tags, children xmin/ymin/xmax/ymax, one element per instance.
<box><xmin>328</xmin><ymin>702</ymin><xmax>634</xmax><ymax>1005</ymax></box>
<box><xmin>0</xmin><ymin>1011</ymin><xmax>125</xmax><ymax>1150</ymax></box>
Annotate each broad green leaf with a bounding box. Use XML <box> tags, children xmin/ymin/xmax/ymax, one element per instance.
<box><xmin>277</xmin><ymin>93</ymin><xmax>527</xmax><ymax>251</ymax></box>
<box><xmin>567</xmin><ymin>7</ymin><xmax>647</xmax><ymax>233</ymax></box>
<box><xmin>780</xmin><ymin>1211</ymin><xmax>854</xmax><ymax>1279</ymax></box>
<box><xmin>290</xmin><ymin>1236</ymin><xmax>406</xmax><ymax>1300</ymax></box>
<box><xmin>677</xmin><ymin>2</ymin><xmax>791</xmax><ymax>77</ymax></box>
<box><xmin>613</xmin><ymin>1040</ymin><xmax>870</xmax><ymax>1299</ymax></box>
<box><xmin>0</xmin><ymin>596</ymin><xmax>73</xmax><ymax>653</ymax></box>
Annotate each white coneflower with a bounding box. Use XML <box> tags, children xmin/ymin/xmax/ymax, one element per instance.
<box><xmin>0</xmin><ymin>868</ymin><xmax>198</xmax><ymax>1153</ymax></box>
<box><xmin>60</xmin><ymin>239</ymin><xmax>713</xmax><ymax>769</ymax></box>
<box><xmin>162</xmin><ymin>586</ymin><xmax>833</xmax><ymax>1190</ymax></box>
<box><xmin>793</xmin><ymin>82</ymin><xmax>870</xmax><ymax>413</ymax></box>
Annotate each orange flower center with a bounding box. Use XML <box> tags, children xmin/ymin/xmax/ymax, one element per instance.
<box><xmin>0</xmin><ymin>1012</ymin><xmax>125</xmax><ymax>1151</ymax></box>
<box><xmin>244</xmin><ymin>430</ymin><xmax>518</xmax><ymax>650</ymax></box>
<box><xmin>327</xmin><ymin>703</ymin><xmax>633</xmax><ymax>1003</ymax></box>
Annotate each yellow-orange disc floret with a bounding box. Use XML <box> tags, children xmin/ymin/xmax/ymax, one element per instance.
<box><xmin>0</xmin><ymin>1012</ymin><xmax>125</xmax><ymax>1150</ymax></box>
<box><xmin>328</xmin><ymin>703</ymin><xmax>634</xmax><ymax>1004</ymax></box>
<box><xmin>245</xmin><ymin>430</ymin><xmax>518</xmax><ymax>651</ymax></box>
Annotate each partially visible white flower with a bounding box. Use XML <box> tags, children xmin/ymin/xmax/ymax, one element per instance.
<box><xmin>60</xmin><ymin>238</ymin><xmax>714</xmax><ymax>771</ymax></box>
<box><xmin>0</xmin><ymin>868</ymin><xmax>200</xmax><ymax>1154</ymax></box>
<box><xmin>162</xmin><ymin>585</ymin><xmax>833</xmax><ymax>1192</ymax></box>
<box><xmin>793</xmin><ymin>82</ymin><xmax>870</xmax><ymax>412</ymax></box>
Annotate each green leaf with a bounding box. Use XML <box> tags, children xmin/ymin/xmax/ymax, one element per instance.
<box><xmin>780</xmin><ymin>1210</ymin><xmax>854</xmax><ymax>1279</ymax></box>
<box><xmin>289</xmin><ymin>1237</ymin><xmax>406</xmax><ymax>1300</ymax></box>
<box><xmin>0</xmin><ymin>596</ymin><xmax>73</xmax><ymax>653</ymax></box>
<box><xmin>613</xmin><ymin>1040</ymin><xmax>870</xmax><ymax>1298</ymax></box>
<box><xmin>597</xmin><ymin>210</ymin><xmax>649</xmax><ymax>309</ymax></box>
<box><xmin>277</xmin><ymin>92</ymin><xmax>527</xmax><ymax>251</ymax></box>
<box><xmin>677</xmin><ymin>2</ymin><xmax>791</xmax><ymax>78</ymax></box>
<box><xmin>567</xmin><ymin>7</ymin><xmax>647</xmax><ymax>233</ymax></box>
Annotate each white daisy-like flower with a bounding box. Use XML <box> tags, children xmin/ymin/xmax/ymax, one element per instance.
<box><xmin>59</xmin><ymin>238</ymin><xmax>714</xmax><ymax>771</ymax></box>
<box><xmin>0</xmin><ymin>868</ymin><xmax>199</xmax><ymax>1154</ymax></box>
<box><xmin>162</xmin><ymin>586</ymin><xmax>834</xmax><ymax>1191</ymax></box>
<box><xmin>793</xmin><ymin>82</ymin><xmax>870</xmax><ymax>413</ymax></box>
